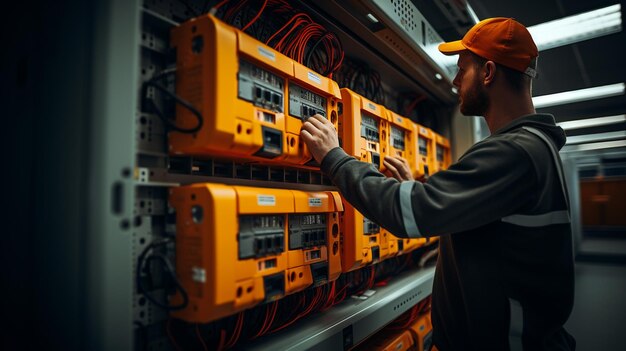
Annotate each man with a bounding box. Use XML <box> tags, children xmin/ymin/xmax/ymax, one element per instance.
<box><xmin>300</xmin><ymin>18</ymin><xmax>575</xmax><ymax>351</ymax></box>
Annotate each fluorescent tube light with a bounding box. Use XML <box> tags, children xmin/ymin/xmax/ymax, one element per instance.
<box><xmin>557</xmin><ymin>115</ymin><xmax>626</xmax><ymax>130</ymax></box>
<box><xmin>528</xmin><ymin>4</ymin><xmax>622</xmax><ymax>51</ymax></box>
<box><xmin>440</xmin><ymin>5</ymin><xmax>622</xmax><ymax>76</ymax></box>
<box><xmin>561</xmin><ymin>140</ymin><xmax>626</xmax><ymax>153</ymax></box>
<box><xmin>533</xmin><ymin>83</ymin><xmax>625</xmax><ymax>108</ymax></box>
<box><xmin>467</xmin><ymin>4</ymin><xmax>480</xmax><ymax>24</ymax></box>
<box><xmin>566</xmin><ymin>131</ymin><xmax>626</xmax><ymax>145</ymax></box>
<box><xmin>366</xmin><ymin>13</ymin><xmax>379</xmax><ymax>23</ymax></box>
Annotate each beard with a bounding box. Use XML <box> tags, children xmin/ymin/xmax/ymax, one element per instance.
<box><xmin>459</xmin><ymin>75</ymin><xmax>489</xmax><ymax>116</ymax></box>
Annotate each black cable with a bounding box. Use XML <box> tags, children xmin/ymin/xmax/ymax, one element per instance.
<box><xmin>136</xmin><ymin>239</ymin><xmax>189</xmax><ymax>311</ymax></box>
<box><xmin>142</xmin><ymin>71</ymin><xmax>204</xmax><ymax>134</ymax></box>
<box><xmin>305</xmin><ymin>33</ymin><xmax>329</xmax><ymax>69</ymax></box>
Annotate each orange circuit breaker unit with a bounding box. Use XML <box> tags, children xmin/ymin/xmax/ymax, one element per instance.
<box><xmin>337</xmin><ymin>88</ymin><xmax>391</xmax><ymax>271</ymax></box>
<box><xmin>338</xmin><ymin>88</ymin><xmax>389</xmax><ymax>171</ymax></box>
<box><xmin>408</xmin><ymin>312</ymin><xmax>433</xmax><ymax>351</ymax></box>
<box><xmin>169</xmin><ymin>14</ymin><xmax>341</xmax><ymax>167</ymax></box>
<box><xmin>386</xmin><ymin>109</ymin><xmax>416</xmax><ymax>167</ymax></box>
<box><xmin>353</xmin><ymin>329</ymin><xmax>415</xmax><ymax>351</ymax></box>
<box><xmin>169</xmin><ymin>183</ymin><xmax>343</xmax><ymax>323</ymax></box>
<box><xmin>414</xmin><ymin>124</ymin><xmax>436</xmax><ymax>180</ymax></box>
<box><xmin>433</xmin><ymin>132</ymin><xmax>452</xmax><ymax>172</ymax></box>
<box><xmin>288</xmin><ymin>190</ymin><xmax>343</xmax><ymax>288</ymax></box>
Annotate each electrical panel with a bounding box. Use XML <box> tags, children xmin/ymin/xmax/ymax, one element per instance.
<box><xmin>433</xmin><ymin>133</ymin><xmax>452</xmax><ymax>172</ymax></box>
<box><xmin>169</xmin><ymin>183</ymin><xmax>343</xmax><ymax>323</ymax></box>
<box><xmin>169</xmin><ymin>14</ymin><xmax>341</xmax><ymax>167</ymax></box>
<box><xmin>414</xmin><ymin>124</ymin><xmax>436</xmax><ymax>179</ymax></box>
<box><xmin>130</xmin><ymin>0</ymin><xmax>456</xmax><ymax>348</ymax></box>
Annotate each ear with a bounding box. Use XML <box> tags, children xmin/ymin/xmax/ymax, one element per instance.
<box><xmin>483</xmin><ymin>61</ymin><xmax>496</xmax><ymax>86</ymax></box>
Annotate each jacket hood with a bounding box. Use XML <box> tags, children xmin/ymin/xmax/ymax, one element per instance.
<box><xmin>494</xmin><ymin>113</ymin><xmax>567</xmax><ymax>150</ymax></box>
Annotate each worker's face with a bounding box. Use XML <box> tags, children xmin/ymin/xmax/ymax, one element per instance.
<box><xmin>453</xmin><ymin>52</ymin><xmax>489</xmax><ymax>116</ymax></box>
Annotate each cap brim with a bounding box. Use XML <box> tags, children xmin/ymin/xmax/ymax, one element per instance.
<box><xmin>438</xmin><ymin>40</ymin><xmax>467</xmax><ymax>55</ymax></box>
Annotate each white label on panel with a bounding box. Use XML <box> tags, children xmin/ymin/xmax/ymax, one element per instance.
<box><xmin>308</xmin><ymin>198</ymin><xmax>322</xmax><ymax>207</ymax></box>
<box><xmin>257</xmin><ymin>195</ymin><xmax>276</xmax><ymax>206</ymax></box>
<box><xmin>258</xmin><ymin>46</ymin><xmax>276</xmax><ymax>61</ymax></box>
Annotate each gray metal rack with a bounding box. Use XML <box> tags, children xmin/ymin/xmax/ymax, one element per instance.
<box><xmin>249</xmin><ymin>266</ymin><xmax>435</xmax><ymax>351</ymax></box>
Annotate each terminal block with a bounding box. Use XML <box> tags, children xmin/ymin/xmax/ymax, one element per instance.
<box><xmin>169</xmin><ymin>184</ymin><xmax>342</xmax><ymax>323</ymax></box>
<box><xmin>169</xmin><ymin>14</ymin><xmax>340</xmax><ymax>168</ymax></box>
<box><xmin>338</xmin><ymin>88</ymin><xmax>389</xmax><ymax>171</ymax></box>
<box><xmin>414</xmin><ymin>125</ymin><xmax>436</xmax><ymax>180</ymax></box>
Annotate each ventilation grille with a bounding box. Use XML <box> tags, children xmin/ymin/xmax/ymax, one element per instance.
<box><xmin>391</xmin><ymin>0</ymin><xmax>417</xmax><ymax>31</ymax></box>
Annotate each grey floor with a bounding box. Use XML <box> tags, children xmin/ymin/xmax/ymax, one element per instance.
<box><xmin>566</xmin><ymin>261</ymin><xmax>626</xmax><ymax>350</ymax></box>
<box><xmin>510</xmin><ymin>234</ymin><xmax>626</xmax><ymax>351</ymax></box>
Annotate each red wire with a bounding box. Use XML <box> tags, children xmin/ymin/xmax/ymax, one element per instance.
<box><xmin>217</xmin><ymin>329</ymin><xmax>227</xmax><ymax>351</ymax></box>
<box><xmin>321</xmin><ymin>280</ymin><xmax>337</xmax><ymax>310</ymax></box>
<box><xmin>195</xmin><ymin>324</ymin><xmax>209</xmax><ymax>351</ymax></box>
<box><xmin>224</xmin><ymin>312</ymin><xmax>245</xmax><ymax>348</ymax></box>
<box><xmin>266</xmin><ymin>301</ymin><xmax>279</xmax><ymax>334</ymax></box>
<box><xmin>266</xmin><ymin>13</ymin><xmax>302</xmax><ymax>46</ymax></box>
<box><xmin>241</xmin><ymin>0</ymin><xmax>268</xmax><ymax>31</ymax></box>
<box><xmin>213</xmin><ymin>0</ymin><xmax>229</xmax><ymax>10</ymax></box>
<box><xmin>252</xmin><ymin>303</ymin><xmax>273</xmax><ymax>339</ymax></box>
<box><xmin>166</xmin><ymin>319</ymin><xmax>182</xmax><ymax>351</ymax></box>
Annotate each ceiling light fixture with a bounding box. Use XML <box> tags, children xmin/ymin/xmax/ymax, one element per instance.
<box><xmin>561</xmin><ymin>140</ymin><xmax>626</xmax><ymax>153</ymax></box>
<box><xmin>528</xmin><ymin>4</ymin><xmax>622</xmax><ymax>51</ymax></box>
<box><xmin>565</xmin><ymin>131</ymin><xmax>626</xmax><ymax>145</ymax></box>
<box><xmin>366</xmin><ymin>13</ymin><xmax>379</xmax><ymax>23</ymax></box>
<box><xmin>533</xmin><ymin>83</ymin><xmax>625</xmax><ymax>108</ymax></box>
<box><xmin>557</xmin><ymin>114</ymin><xmax>626</xmax><ymax>130</ymax></box>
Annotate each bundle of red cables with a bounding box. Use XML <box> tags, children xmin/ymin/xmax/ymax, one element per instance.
<box><xmin>212</xmin><ymin>0</ymin><xmax>344</xmax><ymax>77</ymax></box>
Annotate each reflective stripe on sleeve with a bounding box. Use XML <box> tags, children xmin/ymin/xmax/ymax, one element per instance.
<box><xmin>501</xmin><ymin>210</ymin><xmax>570</xmax><ymax>227</ymax></box>
<box><xmin>400</xmin><ymin>181</ymin><xmax>422</xmax><ymax>237</ymax></box>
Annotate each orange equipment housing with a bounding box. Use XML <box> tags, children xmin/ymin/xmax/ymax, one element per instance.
<box><xmin>386</xmin><ymin>109</ymin><xmax>416</xmax><ymax>169</ymax></box>
<box><xmin>433</xmin><ymin>132</ymin><xmax>452</xmax><ymax>172</ymax></box>
<box><xmin>380</xmin><ymin>109</ymin><xmax>419</xmax><ymax>258</ymax></box>
<box><xmin>408</xmin><ymin>312</ymin><xmax>433</xmax><ymax>351</ymax></box>
<box><xmin>336</xmin><ymin>88</ymin><xmax>392</xmax><ymax>271</ymax></box>
<box><xmin>353</xmin><ymin>329</ymin><xmax>415</xmax><ymax>351</ymax></box>
<box><xmin>169</xmin><ymin>183</ymin><xmax>343</xmax><ymax>323</ymax></box>
<box><xmin>414</xmin><ymin>125</ymin><xmax>436</xmax><ymax>179</ymax></box>
<box><xmin>338</xmin><ymin>88</ymin><xmax>389</xmax><ymax>171</ymax></box>
<box><xmin>169</xmin><ymin>14</ymin><xmax>341</xmax><ymax>167</ymax></box>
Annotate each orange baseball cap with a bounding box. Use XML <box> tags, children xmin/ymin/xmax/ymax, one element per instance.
<box><xmin>438</xmin><ymin>17</ymin><xmax>538</xmax><ymax>77</ymax></box>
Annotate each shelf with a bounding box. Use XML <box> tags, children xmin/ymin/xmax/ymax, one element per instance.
<box><xmin>248</xmin><ymin>266</ymin><xmax>435</xmax><ymax>351</ymax></box>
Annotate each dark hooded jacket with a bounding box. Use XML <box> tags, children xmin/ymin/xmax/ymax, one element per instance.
<box><xmin>320</xmin><ymin>114</ymin><xmax>575</xmax><ymax>351</ymax></box>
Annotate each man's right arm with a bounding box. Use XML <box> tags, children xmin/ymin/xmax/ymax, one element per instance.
<box><xmin>321</xmin><ymin>138</ymin><xmax>537</xmax><ymax>238</ymax></box>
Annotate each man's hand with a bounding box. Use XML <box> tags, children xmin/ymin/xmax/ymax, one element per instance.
<box><xmin>383</xmin><ymin>156</ymin><xmax>414</xmax><ymax>181</ymax></box>
<box><xmin>300</xmin><ymin>114</ymin><xmax>340</xmax><ymax>164</ymax></box>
